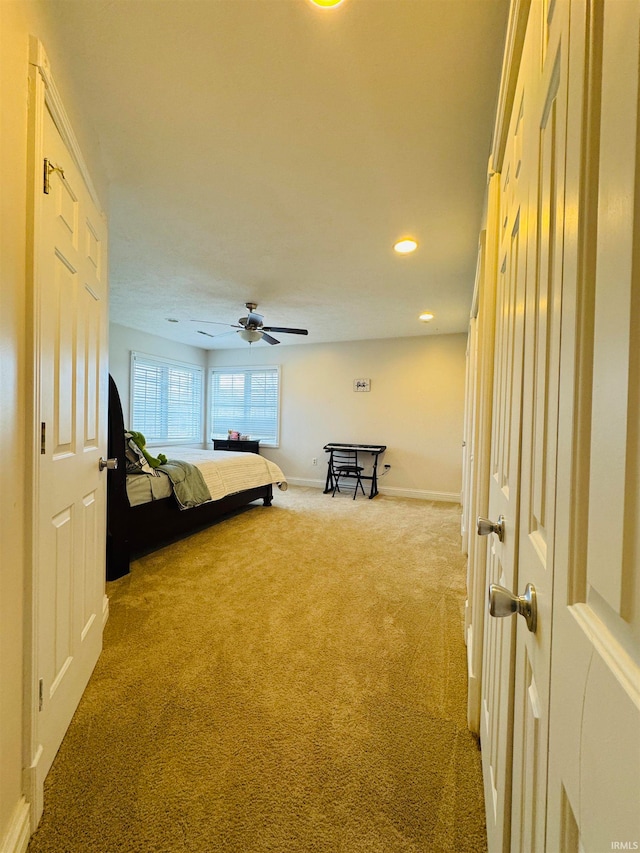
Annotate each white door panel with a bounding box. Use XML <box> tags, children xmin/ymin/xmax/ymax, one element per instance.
<box><xmin>548</xmin><ymin>0</ymin><xmax>640</xmax><ymax>847</ymax></box>
<box><xmin>474</xmin><ymin>1</ymin><xmax>640</xmax><ymax>849</ymax></box>
<box><xmin>466</xmin><ymin>182</ymin><xmax>500</xmax><ymax>736</ymax></box>
<box><xmin>480</xmin><ymin>33</ymin><xmax>531</xmax><ymax>844</ymax></box>
<box><xmin>34</xmin><ymin>103</ymin><xmax>108</xmax><ymax>797</ymax></box>
<box><xmin>480</xmin><ymin>3</ymin><xmax>571</xmax><ymax>849</ymax></box>
<box><xmin>510</xmin><ymin>2</ymin><xmax>570</xmax><ymax>848</ymax></box>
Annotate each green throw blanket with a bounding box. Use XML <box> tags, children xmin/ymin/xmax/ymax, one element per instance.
<box><xmin>158</xmin><ymin>460</ymin><xmax>211</xmax><ymax>510</ymax></box>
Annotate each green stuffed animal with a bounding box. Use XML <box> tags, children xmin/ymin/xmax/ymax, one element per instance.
<box><xmin>128</xmin><ymin>431</ymin><xmax>167</xmax><ymax>469</ymax></box>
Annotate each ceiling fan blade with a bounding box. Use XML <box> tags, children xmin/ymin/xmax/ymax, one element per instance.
<box><xmin>261</xmin><ymin>332</ymin><xmax>280</xmax><ymax>346</ymax></box>
<box><xmin>191</xmin><ymin>320</ymin><xmax>241</xmax><ymax>328</ymax></box>
<box><xmin>262</xmin><ymin>326</ymin><xmax>308</xmax><ymax>335</ymax></box>
<box><xmin>197</xmin><ymin>329</ymin><xmax>237</xmax><ymax>339</ymax></box>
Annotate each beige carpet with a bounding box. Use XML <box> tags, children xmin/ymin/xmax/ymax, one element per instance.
<box><xmin>28</xmin><ymin>486</ymin><xmax>486</xmax><ymax>853</ymax></box>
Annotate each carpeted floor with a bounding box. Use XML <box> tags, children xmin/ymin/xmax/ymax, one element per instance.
<box><xmin>27</xmin><ymin>486</ymin><xmax>486</xmax><ymax>853</ymax></box>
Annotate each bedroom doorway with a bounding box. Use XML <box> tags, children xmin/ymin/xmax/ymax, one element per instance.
<box><xmin>26</xmin><ymin>39</ymin><xmax>109</xmax><ymax>827</ymax></box>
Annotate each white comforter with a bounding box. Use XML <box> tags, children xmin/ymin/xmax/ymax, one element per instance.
<box><xmin>126</xmin><ymin>448</ymin><xmax>287</xmax><ymax>508</ymax></box>
<box><xmin>160</xmin><ymin>449</ymin><xmax>287</xmax><ymax>502</ymax></box>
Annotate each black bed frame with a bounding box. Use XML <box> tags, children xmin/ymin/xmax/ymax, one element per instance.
<box><xmin>106</xmin><ymin>375</ymin><xmax>273</xmax><ymax>581</ymax></box>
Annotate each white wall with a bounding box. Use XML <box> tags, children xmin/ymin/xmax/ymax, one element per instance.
<box><xmin>109</xmin><ymin>323</ymin><xmax>208</xmax><ymax>430</ymax></box>
<box><xmin>0</xmin><ymin>4</ymin><xmax>28</xmax><ymax>847</ymax></box>
<box><xmin>109</xmin><ymin>328</ymin><xmax>467</xmax><ymax>499</ymax></box>
<box><xmin>210</xmin><ymin>334</ymin><xmax>467</xmax><ymax>500</ymax></box>
<box><xmin>0</xmin><ymin>2</ymin><xmax>109</xmax><ymax>848</ymax></box>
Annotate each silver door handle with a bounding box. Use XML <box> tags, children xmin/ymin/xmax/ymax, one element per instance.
<box><xmin>489</xmin><ymin>583</ymin><xmax>537</xmax><ymax>633</ymax></box>
<box><xmin>477</xmin><ymin>515</ymin><xmax>505</xmax><ymax>541</ymax></box>
<box><xmin>99</xmin><ymin>457</ymin><xmax>118</xmax><ymax>471</ymax></box>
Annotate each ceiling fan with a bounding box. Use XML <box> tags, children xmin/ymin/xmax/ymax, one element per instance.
<box><xmin>193</xmin><ymin>303</ymin><xmax>309</xmax><ymax>345</ymax></box>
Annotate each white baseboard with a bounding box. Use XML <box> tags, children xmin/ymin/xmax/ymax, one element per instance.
<box><xmin>283</xmin><ymin>478</ymin><xmax>460</xmax><ymax>504</ymax></box>
<box><xmin>1</xmin><ymin>798</ymin><xmax>30</xmax><ymax>853</ymax></box>
<box><xmin>467</xmin><ymin>671</ymin><xmax>481</xmax><ymax>735</ymax></box>
<box><xmin>466</xmin><ymin>626</ymin><xmax>481</xmax><ymax>735</ymax></box>
<box><xmin>24</xmin><ymin>745</ymin><xmax>44</xmax><ymax>831</ymax></box>
<box><xmin>377</xmin><ymin>486</ymin><xmax>461</xmax><ymax>503</ymax></box>
<box><xmin>285</xmin><ymin>477</ymin><xmax>326</xmax><ymax>489</ymax></box>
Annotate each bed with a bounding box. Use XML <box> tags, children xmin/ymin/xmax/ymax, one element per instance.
<box><xmin>106</xmin><ymin>375</ymin><xmax>287</xmax><ymax>580</ymax></box>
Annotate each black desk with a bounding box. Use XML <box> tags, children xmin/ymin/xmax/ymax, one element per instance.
<box><xmin>323</xmin><ymin>443</ymin><xmax>386</xmax><ymax>499</ymax></box>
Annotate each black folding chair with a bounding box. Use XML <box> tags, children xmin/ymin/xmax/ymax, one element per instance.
<box><xmin>330</xmin><ymin>448</ymin><xmax>365</xmax><ymax>499</ymax></box>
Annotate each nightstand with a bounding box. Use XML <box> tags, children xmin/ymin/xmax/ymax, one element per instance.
<box><xmin>212</xmin><ymin>439</ymin><xmax>260</xmax><ymax>454</ymax></box>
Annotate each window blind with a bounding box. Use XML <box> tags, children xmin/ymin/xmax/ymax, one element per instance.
<box><xmin>210</xmin><ymin>366</ymin><xmax>280</xmax><ymax>446</ymax></box>
<box><xmin>131</xmin><ymin>352</ymin><xmax>203</xmax><ymax>443</ymax></box>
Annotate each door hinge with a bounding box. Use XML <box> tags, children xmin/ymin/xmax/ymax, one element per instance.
<box><xmin>43</xmin><ymin>158</ymin><xmax>65</xmax><ymax>194</ymax></box>
<box><xmin>38</xmin><ymin>678</ymin><xmax>44</xmax><ymax>712</ymax></box>
<box><xmin>41</xmin><ymin>422</ymin><xmax>46</xmax><ymax>455</ymax></box>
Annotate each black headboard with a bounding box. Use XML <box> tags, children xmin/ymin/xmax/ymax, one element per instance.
<box><xmin>108</xmin><ymin>374</ymin><xmax>128</xmax><ymax>475</ymax></box>
<box><xmin>106</xmin><ymin>375</ymin><xmax>130</xmax><ymax>580</ymax></box>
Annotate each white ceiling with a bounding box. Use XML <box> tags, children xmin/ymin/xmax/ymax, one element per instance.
<box><xmin>42</xmin><ymin>0</ymin><xmax>509</xmax><ymax>349</ymax></box>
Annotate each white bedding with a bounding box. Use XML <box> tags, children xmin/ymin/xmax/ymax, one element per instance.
<box><xmin>126</xmin><ymin>449</ymin><xmax>287</xmax><ymax>507</ymax></box>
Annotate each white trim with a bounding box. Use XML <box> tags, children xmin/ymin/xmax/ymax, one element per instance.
<box><xmin>489</xmin><ymin>0</ymin><xmax>531</xmax><ymax>173</ymax></box>
<box><xmin>378</xmin><ymin>487</ymin><xmax>461</xmax><ymax>503</ymax></box>
<box><xmin>285</xmin><ymin>477</ymin><xmax>327</xmax><ymax>489</ymax></box>
<box><xmin>285</xmin><ymin>478</ymin><xmax>460</xmax><ymax>503</ymax></box>
<box><xmin>25</xmin><ymin>38</ymin><xmax>48</xmax><ymax>833</ymax></box>
<box><xmin>470</xmin><ymin>231</ymin><xmax>485</xmax><ymax>320</ymax></box>
<box><xmin>23</xmin><ymin>746</ymin><xmax>43</xmax><ymax>832</ymax></box>
<box><xmin>466</xmin><ymin>623</ymin><xmax>482</xmax><ymax>719</ymax></box>
<box><xmin>28</xmin><ymin>37</ymin><xmax>104</xmax><ymax>212</ymax></box>
<box><xmin>0</xmin><ymin>798</ymin><xmax>30</xmax><ymax>853</ymax></box>
<box><xmin>131</xmin><ymin>350</ymin><xmax>203</xmax><ymax>372</ymax></box>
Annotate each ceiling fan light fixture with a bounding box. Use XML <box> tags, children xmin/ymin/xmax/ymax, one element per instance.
<box><xmin>419</xmin><ymin>312</ymin><xmax>434</xmax><ymax>322</ymax></box>
<box><xmin>238</xmin><ymin>328</ymin><xmax>262</xmax><ymax>343</ymax></box>
<box><xmin>394</xmin><ymin>238</ymin><xmax>418</xmax><ymax>254</ymax></box>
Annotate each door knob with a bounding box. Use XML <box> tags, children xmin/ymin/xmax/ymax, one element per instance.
<box><xmin>99</xmin><ymin>457</ymin><xmax>118</xmax><ymax>471</ymax></box>
<box><xmin>489</xmin><ymin>583</ymin><xmax>537</xmax><ymax>633</ymax></box>
<box><xmin>477</xmin><ymin>515</ymin><xmax>505</xmax><ymax>541</ymax></box>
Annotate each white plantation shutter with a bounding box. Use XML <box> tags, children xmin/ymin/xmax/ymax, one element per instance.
<box><xmin>210</xmin><ymin>366</ymin><xmax>280</xmax><ymax>446</ymax></box>
<box><xmin>131</xmin><ymin>352</ymin><xmax>203</xmax><ymax>443</ymax></box>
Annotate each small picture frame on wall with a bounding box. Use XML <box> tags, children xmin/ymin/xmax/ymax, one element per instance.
<box><xmin>353</xmin><ymin>378</ymin><xmax>371</xmax><ymax>392</ymax></box>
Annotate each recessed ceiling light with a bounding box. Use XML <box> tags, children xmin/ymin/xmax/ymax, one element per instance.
<box><xmin>419</xmin><ymin>313</ymin><xmax>434</xmax><ymax>322</ymax></box>
<box><xmin>308</xmin><ymin>0</ymin><xmax>345</xmax><ymax>6</ymax></box>
<box><xmin>394</xmin><ymin>239</ymin><xmax>418</xmax><ymax>254</ymax></box>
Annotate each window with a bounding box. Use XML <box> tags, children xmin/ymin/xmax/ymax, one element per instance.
<box><xmin>210</xmin><ymin>366</ymin><xmax>280</xmax><ymax>447</ymax></box>
<box><xmin>131</xmin><ymin>352</ymin><xmax>203</xmax><ymax>444</ymax></box>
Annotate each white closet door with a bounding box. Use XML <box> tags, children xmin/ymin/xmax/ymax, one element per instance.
<box><xmin>480</xmin><ymin>23</ymin><xmax>533</xmax><ymax>846</ymax></box>
<box><xmin>33</xmin><ymin>100</ymin><xmax>108</xmax><ymax>813</ymax></box>
<box><xmin>548</xmin><ymin>1</ymin><xmax>640</xmax><ymax>848</ymax></box>
<box><xmin>508</xmin><ymin>1</ymin><xmax>571</xmax><ymax>848</ymax></box>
